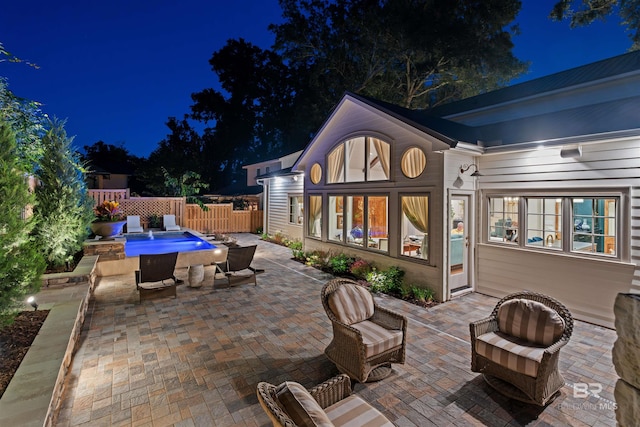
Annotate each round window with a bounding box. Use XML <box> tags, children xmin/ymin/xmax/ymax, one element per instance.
<box><xmin>310</xmin><ymin>163</ymin><xmax>322</xmax><ymax>184</ymax></box>
<box><xmin>401</xmin><ymin>147</ymin><xmax>426</xmax><ymax>178</ymax></box>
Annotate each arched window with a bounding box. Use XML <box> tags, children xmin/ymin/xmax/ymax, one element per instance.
<box><xmin>327</xmin><ymin>136</ymin><xmax>390</xmax><ymax>183</ymax></box>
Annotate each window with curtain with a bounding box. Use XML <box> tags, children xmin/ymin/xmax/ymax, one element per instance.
<box><xmin>401</xmin><ymin>195</ymin><xmax>429</xmax><ymax>260</ymax></box>
<box><xmin>401</xmin><ymin>147</ymin><xmax>426</xmax><ymax>178</ymax></box>
<box><xmin>327</xmin><ymin>136</ymin><xmax>390</xmax><ymax>183</ymax></box>
<box><xmin>328</xmin><ymin>194</ymin><xmax>388</xmax><ymax>251</ymax></box>
<box><xmin>289</xmin><ymin>195</ymin><xmax>303</xmax><ymax>225</ymax></box>
<box><xmin>307</xmin><ymin>195</ymin><xmax>322</xmax><ymax>238</ymax></box>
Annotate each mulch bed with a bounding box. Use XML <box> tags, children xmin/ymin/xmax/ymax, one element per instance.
<box><xmin>0</xmin><ymin>310</ymin><xmax>50</xmax><ymax>398</ymax></box>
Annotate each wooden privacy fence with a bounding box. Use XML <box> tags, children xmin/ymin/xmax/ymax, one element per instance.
<box><xmin>88</xmin><ymin>189</ymin><xmax>130</xmax><ymax>204</ymax></box>
<box><xmin>87</xmin><ymin>190</ymin><xmax>262</xmax><ymax>233</ymax></box>
<box><xmin>184</xmin><ymin>204</ymin><xmax>263</xmax><ymax>233</ymax></box>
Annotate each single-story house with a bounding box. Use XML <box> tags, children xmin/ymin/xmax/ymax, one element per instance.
<box><xmin>292</xmin><ymin>50</ymin><xmax>640</xmax><ymax>328</ymax></box>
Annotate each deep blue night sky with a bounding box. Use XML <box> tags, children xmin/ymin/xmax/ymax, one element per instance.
<box><xmin>1</xmin><ymin>0</ymin><xmax>632</xmax><ymax>157</ymax></box>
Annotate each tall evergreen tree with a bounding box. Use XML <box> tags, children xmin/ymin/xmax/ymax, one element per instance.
<box><xmin>0</xmin><ymin>122</ymin><xmax>45</xmax><ymax>321</ymax></box>
<box><xmin>33</xmin><ymin>120</ymin><xmax>94</xmax><ymax>268</ymax></box>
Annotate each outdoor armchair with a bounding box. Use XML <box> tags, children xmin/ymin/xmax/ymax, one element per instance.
<box><xmin>321</xmin><ymin>278</ymin><xmax>407</xmax><ymax>383</ymax></box>
<box><xmin>257</xmin><ymin>374</ymin><xmax>393</xmax><ymax>427</ymax></box>
<box><xmin>126</xmin><ymin>215</ymin><xmax>144</xmax><ymax>233</ymax></box>
<box><xmin>470</xmin><ymin>291</ymin><xmax>573</xmax><ymax>406</ymax></box>
<box><xmin>135</xmin><ymin>252</ymin><xmax>179</xmax><ymax>302</ymax></box>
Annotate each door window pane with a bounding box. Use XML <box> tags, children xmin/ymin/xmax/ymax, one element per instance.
<box><xmin>329</xmin><ymin>196</ymin><xmax>343</xmax><ymax>242</ymax></box>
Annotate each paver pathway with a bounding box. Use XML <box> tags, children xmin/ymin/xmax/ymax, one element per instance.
<box><xmin>54</xmin><ymin>234</ymin><xmax>618</xmax><ymax>426</ymax></box>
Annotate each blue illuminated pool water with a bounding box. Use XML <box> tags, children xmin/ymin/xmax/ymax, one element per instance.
<box><xmin>125</xmin><ymin>232</ymin><xmax>216</xmax><ymax>257</ymax></box>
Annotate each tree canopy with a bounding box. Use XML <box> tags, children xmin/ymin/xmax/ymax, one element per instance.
<box><xmin>551</xmin><ymin>0</ymin><xmax>640</xmax><ymax>50</ymax></box>
<box><xmin>186</xmin><ymin>0</ymin><xmax>528</xmax><ymax>189</ymax></box>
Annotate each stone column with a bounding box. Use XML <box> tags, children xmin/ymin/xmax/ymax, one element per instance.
<box><xmin>613</xmin><ymin>293</ymin><xmax>640</xmax><ymax>426</ymax></box>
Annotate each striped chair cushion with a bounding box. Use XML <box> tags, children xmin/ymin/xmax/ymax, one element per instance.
<box><xmin>276</xmin><ymin>381</ymin><xmax>334</xmax><ymax>427</ymax></box>
<box><xmin>497</xmin><ymin>299</ymin><xmax>565</xmax><ymax>346</ymax></box>
<box><xmin>351</xmin><ymin>320</ymin><xmax>403</xmax><ymax>358</ymax></box>
<box><xmin>475</xmin><ymin>331</ymin><xmax>546</xmax><ymax>377</ymax></box>
<box><xmin>324</xmin><ymin>395</ymin><xmax>394</xmax><ymax>427</ymax></box>
<box><xmin>328</xmin><ymin>283</ymin><xmax>374</xmax><ymax>325</ymax></box>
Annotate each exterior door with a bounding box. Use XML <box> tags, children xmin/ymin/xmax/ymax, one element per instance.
<box><xmin>449</xmin><ymin>195</ymin><xmax>472</xmax><ymax>295</ymax></box>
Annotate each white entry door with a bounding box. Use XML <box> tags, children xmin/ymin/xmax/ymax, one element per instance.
<box><xmin>449</xmin><ymin>195</ymin><xmax>472</xmax><ymax>296</ymax></box>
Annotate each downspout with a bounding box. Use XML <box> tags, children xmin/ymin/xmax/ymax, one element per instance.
<box><xmin>257</xmin><ymin>178</ymin><xmax>267</xmax><ymax>235</ymax></box>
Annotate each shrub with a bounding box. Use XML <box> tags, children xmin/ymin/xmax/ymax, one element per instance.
<box><xmin>349</xmin><ymin>259</ymin><xmax>373</xmax><ymax>279</ymax></box>
<box><xmin>366</xmin><ymin>269</ymin><xmax>391</xmax><ymax>293</ymax></box>
<box><xmin>0</xmin><ymin>123</ymin><xmax>46</xmax><ymax>321</ymax></box>
<box><xmin>305</xmin><ymin>250</ymin><xmax>329</xmax><ymax>268</ymax></box>
<box><xmin>385</xmin><ymin>266</ymin><xmax>405</xmax><ymax>294</ymax></box>
<box><xmin>328</xmin><ymin>253</ymin><xmax>355</xmax><ymax>274</ymax></box>
<box><xmin>148</xmin><ymin>214</ymin><xmax>162</xmax><ymax>228</ymax></box>
<box><xmin>411</xmin><ymin>286</ymin><xmax>435</xmax><ymax>302</ymax></box>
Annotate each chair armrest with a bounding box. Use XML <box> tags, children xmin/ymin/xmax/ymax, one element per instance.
<box><xmin>470</xmin><ymin>317</ymin><xmax>498</xmax><ymax>341</ymax></box>
<box><xmin>135</xmin><ymin>270</ymin><xmax>141</xmax><ymax>286</ymax></box>
<box><xmin>309</xmin><ymin>374</ymin><xmax>352</xmax><ymax>409</ymax></box>
<box><xmin>371</xmin><ymin>306</ymin><xmax>406</xmax><ymax>330</ymax></box>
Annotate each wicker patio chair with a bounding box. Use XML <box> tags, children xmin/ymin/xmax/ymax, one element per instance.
<box><xmin>470</xmin><ymin>291</ymin><xmax>573</xmax><ymax>406</ymax></box>
<box><xmin>135</xmin><ymin>252</ymin><xmax>179</xmax><ymax>302</ymax></box>
<box><xmin>257</xmin><ymin>374</ymin><xmax>393</xmax><ymax>427</ymax></box>
<box><xmin>321</xmin><ymin>278</ymin><xmax>407</xmax><ymax>383</ymax></box>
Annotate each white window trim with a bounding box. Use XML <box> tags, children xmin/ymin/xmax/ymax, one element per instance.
<box><xmin>484</xmin><ymin>189</ymin><xmax>629</xmax><ymax>262</ymax></box>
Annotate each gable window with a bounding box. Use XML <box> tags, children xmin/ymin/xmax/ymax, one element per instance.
<box><xmin>328</xmin><ymin>195</ymin><xmax>388</xmax><ymax>251</ymax></box>
<box><xmin>307</xmin><ymin>195</ymin><xmax>322</xmax><ymax>238</ymax></box>
<box><xmin>327</xmin><ymin>136</ymin><xmax>390</xmax><ymax>183</ymax></box>
<box><xmin>289</xmin><ymin>195</ymin><xmax>303</xmax><ymax>225</ymax></box>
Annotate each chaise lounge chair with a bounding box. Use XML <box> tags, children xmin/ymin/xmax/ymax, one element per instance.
<box><xmin>163</xmin><ymin>214</ymin><xmax>181</xmax><ymax>231</ymax></box>
<box><xmin>126</xmin><ymin>215</ymin><xmax>144</xmax><ymax>233</ymax></box>
<box><xmin>216</xmin><ymin>244</ymin><xmax>259</xmax><ymax>287</ymax></box>
<box><xmin>135</xmin><ymin>252</ymin><xmax>179</xmax><ymax>302</ymax></box>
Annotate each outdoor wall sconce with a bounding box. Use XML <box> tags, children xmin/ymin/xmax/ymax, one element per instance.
<box><xmin>560</xmin><ymin>145</ymin><xmax>582</xmax><ymax>158</ymax></box>
<box><xmin>460</xmin><ymin>163</ymin><xmax>482</xmax><ymax>176</ymax></box>
<box><xmin>27</xmin><ymin>296</ymin><xmax>38</xmax><ymax>311</ymax></box>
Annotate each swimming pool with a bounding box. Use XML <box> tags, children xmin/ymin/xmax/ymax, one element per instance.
<box><xmin>125</xmin><ymin>232</ymin><xmax>216</xmax><ymax>257</ymax></box>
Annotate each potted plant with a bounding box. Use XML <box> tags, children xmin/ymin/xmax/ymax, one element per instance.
<box><xmin>90</xmin><ymin>200</ymin><xmax>126</xmax><ymax>239</ymax></box>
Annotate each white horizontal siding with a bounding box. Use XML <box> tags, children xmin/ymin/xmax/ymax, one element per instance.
<box><xmin>476</xmin><ymin>244</ymin><xmax>635</xmax><ymax>328</ymax></box>
<box><xmin>476</xmin><ymin>138</ymin><xmax>640</xmax><ymax>328</ymax></box>
<box><xmin>266</xmin><ymin>179</ymin><xmax>303</xmax><ymax>241</ymax></box>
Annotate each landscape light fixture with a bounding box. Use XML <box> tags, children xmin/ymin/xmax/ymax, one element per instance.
<box><xmin>460</xmin><ymin>163</ymin><xmax>482</xmax><ymax>177</ymax></box>
<box><xmin>27</xmin><ymin>296</ymin><xmax>38</xmax><ymax>311</ymax></box>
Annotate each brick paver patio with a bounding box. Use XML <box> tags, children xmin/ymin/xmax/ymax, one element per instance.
<box><xmin>54</xmin><ymin>234</ymin><xmax>618</xmax><ymax>426</ymax></box>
